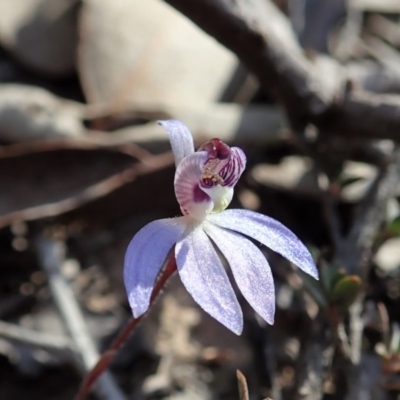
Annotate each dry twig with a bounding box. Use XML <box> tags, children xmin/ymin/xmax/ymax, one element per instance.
<box><xmin>0</xmin><ymin>320</ymin><xmax>75</xmax><ymax>356</ymax></box>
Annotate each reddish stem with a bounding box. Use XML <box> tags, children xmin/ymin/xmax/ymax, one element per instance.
<box><xmin>75</xmin><ymin>256</ymin><xmax>177</xmax><ymax>400</ymax></box>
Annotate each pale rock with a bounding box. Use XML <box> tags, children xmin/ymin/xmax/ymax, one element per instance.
<box><xmin>78</xmin><ymin>0</ymin><xmax>238</xmax><ymax>107</ymax></box>
<box><xmin>0</xmin><ymin>0</ymin><xmax>78</xmax><ymax>77</ymax></box>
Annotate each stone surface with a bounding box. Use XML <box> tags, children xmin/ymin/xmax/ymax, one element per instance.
<box><xmin>78</xmin><ymin>0</ymin><xmax>238</xmax><ymax>107</ymax></box>
<box><xmin>0</xmin><ymin>0</ymin><xmax>78</xmax><ymax>77</ymax></box>
<box><xmin>374</xmin><ymin>237</ymin><xmax>400</xmax><ymax>272</ymax></box>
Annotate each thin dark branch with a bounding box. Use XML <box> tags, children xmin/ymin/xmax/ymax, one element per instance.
<box><xmin>337</xmin><ymin>149</ymin><xmax>400</xmax><ymax>400</ymax></box>
<box><xmin>164</xmin><ymin>0</ymin><xmax>400</xmax><ymax>140</ymax></box>
<box><xmin>0</xmin><ymin>151</ymin><xmax>173</xmax><ymax>229</ymax></box>
<box><xmin>341</xmin><ymin>147</ymin><xmax>400</xmax><ymax>274</ymax></box>
<box><xmin>164</xmin><ymin>0</ymin><xmax>336</xmax><ymax>119</ymax></box>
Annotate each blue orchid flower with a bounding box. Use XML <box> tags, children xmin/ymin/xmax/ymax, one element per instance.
<box><xmin>124</xmin><ymin>120</ymin><xmax>318</xmax><ymax>335</ymax></box>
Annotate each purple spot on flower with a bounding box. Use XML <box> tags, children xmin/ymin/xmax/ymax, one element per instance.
<box><xmin>193</xmin><ymin>184</ymin><xmax>210</xmax><ymax>203</ymax></box>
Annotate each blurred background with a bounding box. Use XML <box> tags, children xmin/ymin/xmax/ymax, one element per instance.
<box><xmin>0</xmin><ymin>0</ymin><xmax>400</xmax><ymax>399</ymax></box>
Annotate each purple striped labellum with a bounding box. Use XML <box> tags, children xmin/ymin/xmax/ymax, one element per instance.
<box><xmin>175</xmin><ymin>137</ymin><xmax>246</xmax><ymax>220</ymax></box>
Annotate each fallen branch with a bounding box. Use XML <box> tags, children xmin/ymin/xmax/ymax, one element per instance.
<box><xmin>165</xmin><ymin>0</ymin><xmax>400</xmax><ymax>140</ymax></box>
<box><xmin>0</xmin><ymin>320</ymin><xmax>75</xmax><ymax>356</ymax></box>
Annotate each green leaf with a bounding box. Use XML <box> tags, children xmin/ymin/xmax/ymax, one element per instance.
<box><xmin>320</xmin><ymin>262</ymin><xmax>346</xmax><ymax>292</ymax></box>
<box><xmin>339</xmin><ymin>176</ymin><xmax>364</xmax><ymax>188</ymax></box>
<box><xmin>331</xmin><ymin>275</ymin><xmax>362</xmax><ymax>311</ymax></box>
<box><xmin>387</xmin><ymin>216</ymin><xmax>400</xmax><ymax>237</ymax></box>
<box><xmin>300</xmin><ymin>271</ymin><xmax>328</xmax><ymax>309</ymax></box>
<box><xmin>330</xmin><ymin>268</ymin><xmax>347</xmax><ymax>290</ymax></box>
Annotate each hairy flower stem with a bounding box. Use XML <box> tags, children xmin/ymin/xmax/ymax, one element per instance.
<box><xmin>75</xmin><ymin>256</ymin><xmax>177</xmax><ymax>400</ymax></box>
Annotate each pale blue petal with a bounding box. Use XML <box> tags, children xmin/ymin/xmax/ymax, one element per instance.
<box><xmin>124</xmin><ymin>217</ymin><xmax>186</xmax><ymax>317</ymax></box>
<box><xmin>208</xmin><ymin>209</ymin><xmax>318</xmax><ymax>279</ymax></box>
<box><xmin>158</xmin><ymin>120</ymin><xmax>195</xmax><ymax>166</ymax></box>
<box><xmin>175</xmin><ymin>225</ymin><xmax>243</xmax><ymax>334</ymax></box>
<box><xmin>204</xmin><ymin>221</ymin><xmax>275</xmax><ymax>324</ymax></box>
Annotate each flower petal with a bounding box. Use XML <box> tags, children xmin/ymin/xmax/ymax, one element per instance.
<box><xmin>124</xmin><ymin>217</ymin><xmax>186</xmax><ymax>317</ymax></box>
<box><xmin>174</xmin><ymin>151</ymin><xmax>214</xmax><ymax>220</ymax></box>
<box><xmin>199</xmin><ymin>146</ymin><xmax>246</xmax><ymax>214</ymax></box>
<box><xmin>204</xmin><ymin>222</ymin><xmax>275</xmax><ymax>324</ymax></box>
<box><xmin>175</xmin><ymin>225</ymin><xmax>243</xmax><ymax>334</ymax></box>
<box><xmin>218</xmin><ymin>147</ymin><xmax>247</xmax><ymax>188</ymax></box>
<box><xmin>208</xmin><ymin>209</ymin><xmax>318</xmax><ymax>279</ymax></box>
<box><xmin>158</xmin><ymin>120</ymin><xmax>195</xmax><ymax>166</ymax></box>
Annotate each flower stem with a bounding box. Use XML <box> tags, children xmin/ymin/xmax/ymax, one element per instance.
<box><xmin>75</xmin><ymin>256</ymin><xmax>177</xmax><ymax>400</ymax></box>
